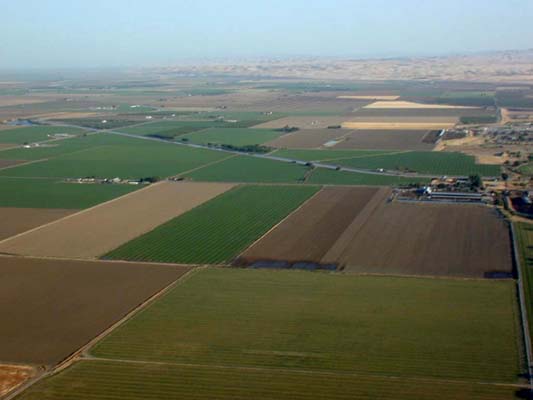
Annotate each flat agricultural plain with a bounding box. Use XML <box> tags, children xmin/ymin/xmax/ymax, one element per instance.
<box><xmin>0</xmin><ymin>207</ymin><xmax>76</xmax><ymax>241</ymax></box>
<box><xmin>323</xmin><ymin>199</ymin><xmax>513</xmax><ymax>278</ymax></box>
<box><xmin>265</xmin><ymin>129</ymin><xmax>347</xmax><ymax>149</ymax></box>
<box><xmin>88</xmin><ymin>268</ymin><xmax>522</xmax><ymax>385</ymax></box>
<box><xmin>0</xmin><ymin>256</ymin><xmax>190</xmax><ymax>365</ymax></box>
<box><xmin>104</xmin><ymin>185</ymin><xmax>319</xmax><ymax>264</ymax></box>
<box><xmin>333</xmin><ymin>129</ymin><xmax>436</xmax><ymax>150</ymax></box>
<box><xmin>0</xmin><ymin>181</ymin><xmax>234</xmax><ymax>259</ymax></box>
<box><xmin>0</xmin><ymin>364</ymin><xmax>34</xmax><ymax>397</ymax></box>
<box><xmin>238</xmin><ymin>187</ymin><xmax>379</xmax><ymax>265</ymax></box>
<box><xmin>342</xmin><ymin>120</ymin><xmax>456</xmax><ymax>130</ymax></box>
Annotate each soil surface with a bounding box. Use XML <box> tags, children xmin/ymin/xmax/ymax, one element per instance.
<box><xmin>0</xmin><ymin>207</ymin><xmax>76</xmax><ymax>241</ymax></box>
<box><xmin>0</xmin><ymin>256</ymin><xmax>190</xmax><ymax>365</ymax></box>
<box><xmin>0</xmin><ymin>364</ymin><xmax>35</xmax><ymax>397</ymax></box>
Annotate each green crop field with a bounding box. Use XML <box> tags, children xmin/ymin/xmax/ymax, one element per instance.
<box><xmin>0</xmin><ymin>135</ymin><xmax>227</xmax><ymax>179</ymax></box>
<box><xmin>89</xmin><ymin>268</ymin><xmax>522</xmax><ymax>383</ymax></box>
<box><xmin>335</xmin><ymin>151</ymin><xmax>501</xmax><ymax>176</ymax></box>
<box><xmin>16</xmin><ymin>359</ymin><xmax>520</xmax><ymax>400</ymax></box>
<box><xmin>0</xmin><ymin>125</ymin><xmax>87</xmax><ymax>144</ymax></box>
<box><xmin>178</xmin><ymin>128</ymin><xmax>282</xmax><ymax>146</ymax></box>
<box><xmin>104</xmin><ymin>185</ymin><xmax>318</xmax><ymax>264</ymax></box>
<box><xmin>185</xmin><ymin>155</ymin><xmax>310</xmax><ymax>183</ymax></box>
<box><xmin>307</xmin><ymin>168</ymin><xmax>429</xmax><ymax>186</ymax></box>
<box><xmin>513</xmin><ymin>223</ymin><xmax>533</xmax><ymax>345</ymax></box>
<box><xmin>273</xmin><ymin>149</ymin><xmax>500</xmax><ymax>176</ymax></box>
<box><xmin>0</xmin><ymin>177</ymin><xmax>137</xmax><ymax>209</ymax></box>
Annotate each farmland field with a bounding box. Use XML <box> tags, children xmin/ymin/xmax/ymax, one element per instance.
<box><xmin>323</xmin><ymin>200</ymin><xmax>513</xmax><ymax>278</ymax></box>
<box><xmin>185</xmin><ymin>155</ymin><xmax>310</xmax><ymax>183</ymax></box>
<box><xmin>265</xmin><ymin>128</ymin><xmax>346</xmax><ymax>148</ymax></box>
<box><xmin>0</xmin><ymin>256</ymin><xmax>190</xmax><ymax>365</ymax></box>
<box><xmin>253</xmin><ymin>116</ymin><xmax>348</xmax><ymax>129</ymax></box>
<box><xmin>513</xmin><ymin>223</ymin><xmax>533</xmax><ymax>344</ymax></box>
<box><xmin>0</xmin><ymin>125</ymin><xmax>87</xmax><ymax>145</ymax></box>
<box><xmin>238</xmin><ymin>186</ymin><xmax>379</xmax><ymax>265</ymax></box>
<box><xmin>15</xmin><ymin>360</ymin><xmax>520</xmax><ymax>400</ymax></box>
<box><xmin>178</xmin><ymin>127</ymin><xmax>283</xmax><ymax>146</ymax></box>
<box><xmin>89</xmin><ymin>268</ymin><xmax>523</xmax><ymax>383</ymax></box>
<box><xmin>104</xmin><ymin>185</ymin><xmax>318</xmax><ymax>264</ymax></box>
<box><xmin>0</xmin><ymin>207</ymin><xmax>76</xmax><ymax>240</ymax></box>
<box><xmin>0</xmin><ymin>135</ymin><xmax>227</xmax><ymax>179</ymax></box>
<box><xmin>306</xmin><ymin>168</ymin><xmax>429</xmax><ymax>185</ymax></box>
<box><xmin>333</xmin><ymin>129</ymin><xmax>438</xmax><ymax>150</ymax></box>
<box><xmin>0</xmin><ymin>177</ymin><xmax>138</xmax><ymax>209</ymax></box>
<box><xmin>0</xmin><ymin>181</ymin><xmax>235</xmax><ymax>259</ymax></box>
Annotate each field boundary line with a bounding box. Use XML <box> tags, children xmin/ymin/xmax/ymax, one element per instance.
<box><xmin>234</xmin><ymin>187</ymin><xmax>324</xmax><ymax>260</ymax></box>
<box><xmin>175</xmin><ymin>153</ymin><xmax>238</xmax><ymax>178</ymax></box>
<box><xmin>510</xmin><ymin>222</ymin><xmax>533</xmax><ymax>390</ymax></box>
<box><xmin>0</xmin><ymin>159</ymin><xmax>48</xmax><ymax>172</ymax></box>
<box><xmin>0</xmin><ymin>182</ymin><xmax>161</xmax><ymax>246</ymax></box>
<box><xmin>78</xmin><ymin>356</ymin><xmax>529</xmax><ymax>389</ymax></box>
<box><xmin>2</xmin><ymin>266</ymin><xmax>201</xmax><ymax>400</ymax></box>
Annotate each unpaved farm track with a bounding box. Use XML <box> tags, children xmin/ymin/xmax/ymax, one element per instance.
<box><xmin>0</xmin><ymin>256</ymin><xmax>190</xmax><ymax>365</ymax></box>
<box><xmin>0</xmin><ymin>181</ymin><xmax>234</xmax><ymax>259</ymax></box>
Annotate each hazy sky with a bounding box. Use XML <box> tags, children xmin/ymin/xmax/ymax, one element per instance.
<box><xmin>1</xmin><ymin>0</ymin><xmax>532</xmax><ymax>69</ymax></box>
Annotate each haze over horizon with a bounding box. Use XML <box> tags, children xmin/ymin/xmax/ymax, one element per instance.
<box><xmin>1</xmin><ymin>0</ymin><xmax>533</xmax><ymax>69</ymax></box>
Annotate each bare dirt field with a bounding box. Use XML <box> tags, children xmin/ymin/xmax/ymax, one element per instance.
<box><xmin>333</xmin><ymin>129</ymin><xmax>435</xmax><ymax>150</ymax></box>
<box><xmin>0</xmin><ymin>160</ymin><xmax>25</xmax><ymax>170</ymax></box>
<box><xmin>323</xmin><ymin>199</ymin><xmax>513</xmax><ymax>278</ymax></box>
<box><xmin>0</xmin><ymin>181</ymin><xmax>235</xmax><ymax>259</ymax></box>
<box><xmin>0</xmin><ymin>256</ymin><xmax>190</xmax><ymax>365</ymax></box>
<box><xmin>342</xmin><ymin>120</ymin><xmax>456</xmax><ymax>130</ymax></box>
<box><xmin>254</xmin><ymin>116</ymin><xmax>349</xmax><ymax>130</ymax></box>
<box><xmin>0</xmin><ymin>97</ymin><xmax>49</xmax><ymax>107</ymax></box>
<box><xmin>364</xmin><ymin>101</ymin><xmax>474</xmax><ymax>109</ymax></box>
<box><xmin>238</xmin><ymin>187</ymin><xmax>379</xmax><ymax>264</ymax></box>
<box><xmin>0</xmin><ymin>208</ymin><xmax>77</xmax><ymax>241</ymax></box>
<box><xmin>0</xmin><ymin>364</ymin><xmax>35</xmax><ymax>397</ymax></box>
<box><xmin>266</xmin><ymin>129</ymin><xmax>348</xmax><ymax>148</ymax></box>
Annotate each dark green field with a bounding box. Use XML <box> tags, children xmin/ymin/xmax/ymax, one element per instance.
<box><xmin>0</xmin><ymin>134</ymin><xmax>227</xmax><ymax>179</ymax></box>
<box><xmin>178</xmin><ymin>127</ymin><xmax>282</xmax><ymax>146</ymax></box>
<box><xmin>307</xmin><ymin>168</ymin><xmax>429</xmax><ymax>185</ymax></box>
<box><xmin>104</xmin><ymin>185</ymin><xmax>318</xmax><ymax>264</ymax></box>
<box><xmin>0</xmin><ymin>177</ymin><xmax>137</xmax><ymax>208</ymax></box>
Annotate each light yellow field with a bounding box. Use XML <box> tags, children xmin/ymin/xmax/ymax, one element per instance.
<box><xmin>337</xmin><ymin>95</ymin><xmax>400</xmax><ymax>100</ymax></box>
<box><xmin>342</xmin><ymin>121</ymin><xmax>455</xmax><ymax>130</ymax></box>
<box><xmin>364</xmin><ymin>101</ymin><xmax>475</xmax><ymax>109</ymax></box>
<box><xmin>0</xmin><ymin>181</ymin><xmax>235</xmax><ymax>259</ymax></box>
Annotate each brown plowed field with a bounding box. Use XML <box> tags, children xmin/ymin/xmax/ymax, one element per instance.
<box><xmin>0</xmin><ymin>256</ymin><xmax>190</xmax><ymax>365</ymax></box>
<box><xmin>0</xmin><ymin>181</ymin><xmax>235</xmax><ymax>259</ymax></box>
<box><xmin>0</xmin><ymin>159</ymin><xmax>25</xmax><ymax>169</ymax></box>
<box><xmin>332</xmin><ymin>129</ymin><xmax>434</xmax><ymax>150</ymax></box>
<box><xmin>238</xmin><ymin>187</ymin><xmax>379</xmax><ymax>264</ymax></box>
<box><xmin>0</xmin><ymin>208</ymin><xmax>77</xmax><ymax>241</ymax></box>
<box><xmin>266</xmin><ymin>129</ymin><xmax>348</xmax><ymax>149</ymax></box>
<box><xmin>253</xmin><ymin>116</ymin><xmax>348</xmax><ymax>130</ymax></box>
<box><xmin>325</xmin><ymin>201</ymin><xmax>513</xmax><ymax>278</ymax></box>
<box><xmin>0</xmin><ymin>364</ymin><xmax>35</xmax><ymax>397</ymax></box>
